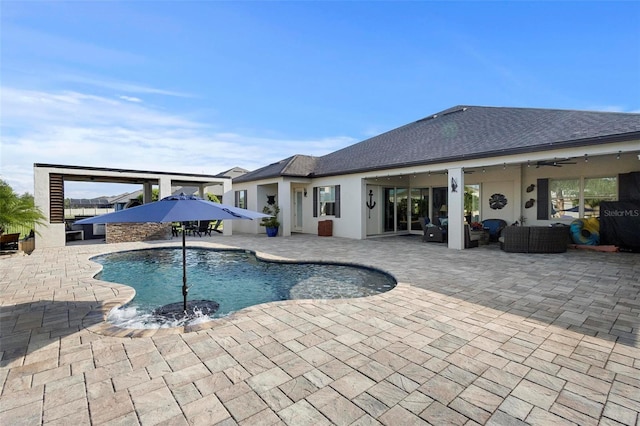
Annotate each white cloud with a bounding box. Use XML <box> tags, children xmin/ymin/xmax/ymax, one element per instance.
<box><xmin>119</xmin><ymin>95</ymin><xmax>143</xmax><ymax>103</ymax></box>
<box><xmin>0</xmin><ymin>87</ymin><xmax>356</xmax><ymax>198</ymax></box>
<box><xmin>58</xmin><ymin>74</ymin><xmax>194</xmax><ymax>98</ymax></box>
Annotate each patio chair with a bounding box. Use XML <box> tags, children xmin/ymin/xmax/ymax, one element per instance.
<box><xmin>464</xmin><ymin>225</ymin><xmax>479</xmax><ymax>249</ymax></box>
<box><xmin>0</xmin><ymin>233</ymin><xmax>20</xmax><ymax>250</ymax></box>
<box><xmin>194</xmin><ymin>220</ymin><xmax>212</xmax><ymax>237</ymax></box>
<box><xmin>210</xmin><ymin>220</ymin><xmax>222</xmax><ymax>234</ymax></box>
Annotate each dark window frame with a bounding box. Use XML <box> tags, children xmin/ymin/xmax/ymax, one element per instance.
<box><xmin>234</xmin><ymin>190</ymin><xmax>247</xmax><ymax>209</ymax></box>
<box><xmin>313</xmin><ymin>185</ymin><xmax>340</xmax><ymax>218</ymax></box>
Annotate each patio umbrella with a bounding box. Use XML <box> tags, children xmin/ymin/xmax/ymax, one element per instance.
<box><xmin>76</xmin><ymin>193</ymin><xmax>270</xmax><ymax>312</ymax></box>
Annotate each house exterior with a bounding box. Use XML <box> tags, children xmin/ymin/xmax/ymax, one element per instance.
<box><xmin>231</xmin><ymin>105</ymin><xmax>640</xmax><ymax>249</ymax></box>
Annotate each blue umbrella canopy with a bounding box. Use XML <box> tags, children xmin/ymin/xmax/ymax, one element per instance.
<box><xmin>76</xmin><ymin>193</ymin><xmax>271</xmax><ymax>313</ymax></box>
<box><xmin>75</xmin><ymin>193</ymin><xmax>269</xmax><ymax>224</ymax></box>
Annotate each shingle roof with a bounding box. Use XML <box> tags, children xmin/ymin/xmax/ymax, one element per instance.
<box><xmin>235</xmin><ymin>105</ymin><xmax>640</xmax><ymax>182</ymax></box>
<box><xmin>234</xmin><ymin>155</ymin><xmax>318</xmax><ymax>183</ymax></box>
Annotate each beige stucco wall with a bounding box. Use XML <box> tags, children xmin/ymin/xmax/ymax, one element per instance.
<box><xmin>231</xmin><ymin>141</ymin><xmax>640</xmax><ymax>245</ymax></box>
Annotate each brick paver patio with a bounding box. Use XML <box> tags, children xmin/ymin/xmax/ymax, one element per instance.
<box><xmin>1</xmin><ymin>234</ymin><xmax>638</xmax><ymax>425</ymax></box>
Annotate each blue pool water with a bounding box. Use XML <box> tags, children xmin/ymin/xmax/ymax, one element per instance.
<box><xmin>92</xmin><ymin>248</ymin><xmax>396</xmax><ymax>328</ymax></box>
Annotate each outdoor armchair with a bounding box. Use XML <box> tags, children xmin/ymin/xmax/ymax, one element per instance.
<box><xmin>481</xmin><ymin>218</ymin><xmax>508</xmax><ymax>242</ymax></box>
<box><xmin>419</xmin><ymin>217</ymin><xmax>446</xmax><ymax>243</ymax></box>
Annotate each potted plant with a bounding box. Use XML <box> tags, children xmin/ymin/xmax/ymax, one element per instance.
<box><xmin>470</xmin><ymin>221</ymin><xmax>483</xmax><ymax>230</ymax></box>
<box><xmin>260</xmin><ymin>204</ymin><xmax>280</xmax><ymax>237</ymax></box>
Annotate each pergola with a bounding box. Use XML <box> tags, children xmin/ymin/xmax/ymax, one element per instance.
<box><xmin>33</xmin><ymin>164</ymin><xmax>232</xmax><ymax>248</ymax></box>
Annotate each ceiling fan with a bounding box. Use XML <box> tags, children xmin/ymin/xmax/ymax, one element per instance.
<box><xmin>536</xmin><ymin>158</ymin><xmax>576</xmax><ymax>168</ymax></box>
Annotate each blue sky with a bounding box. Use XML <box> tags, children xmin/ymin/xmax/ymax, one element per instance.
<box><xmin>2</xmin><ymin>1</ymin><xmax>639</xmax><ymax>198</ymax></box>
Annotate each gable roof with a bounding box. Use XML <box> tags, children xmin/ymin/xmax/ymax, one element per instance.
<box><xmin>234</xmin><ymin>154</ymin><xmax>318</xmax><ymax>183</ymax></box>
<box><xmin>215</xmin><ymin>167</ymin><xmax>249</xmax><ymax>179</ymax></box>
<box><xmin>235</xmin><ymin>105</ymin><xmax>640</xmax><ymax>183</ymax></box>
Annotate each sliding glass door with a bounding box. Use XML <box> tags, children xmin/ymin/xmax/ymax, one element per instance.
<box><xmin>411</xmin><ymin>188</ymin><xmax>429</xmax><ymax>231</ymax></box>
<box><xmin>432</xmin><ymin>187</ymin><xmax>448</xmax><ymax>225</ymax></box>
<box><xmin>383</xmin><ymin>187</ymin><xmax>409</xmax><ymax>232</ymax></box>
<box><xmin>384</xmin><ymin>188</ymin><xmax>396</xmax><ymax>232</ymax></box>
<box><xmin>383</xmin><ymin>187</ymin><xmax>433</xmax><ymax>233</ymax></box>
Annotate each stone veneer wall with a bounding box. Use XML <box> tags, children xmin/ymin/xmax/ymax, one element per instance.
<box><xmin>105</xmin><ymin>223</ymin><xmax>171</xmax><ymax>243</ymax></box>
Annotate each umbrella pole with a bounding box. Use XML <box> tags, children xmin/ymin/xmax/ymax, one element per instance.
<box><xmin>182</xmin><ymin>226</ymin><xmax>188</xmax><ymax>312</ymax></box>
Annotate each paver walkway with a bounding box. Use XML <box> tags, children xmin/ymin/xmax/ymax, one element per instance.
<box><xmin>1</xmin><ymin>234</ymin><xmax>638</xmax><ymax>425</ymax></box>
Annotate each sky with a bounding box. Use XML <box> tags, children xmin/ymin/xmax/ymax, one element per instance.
<box><xmin>1</xmin><ymin>1</ymin><xmax>639</xmax><ymax>199</ymax></box>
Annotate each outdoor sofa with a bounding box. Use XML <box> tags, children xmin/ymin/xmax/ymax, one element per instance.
<box><xmin>500</xmin><ymin>225</ymin><xmax>570</xmax><ymax>253</ymax></box>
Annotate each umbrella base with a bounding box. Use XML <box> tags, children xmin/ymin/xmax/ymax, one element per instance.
<box><xmin>154</xmin><ymin>300</ymin><xmax>219</xmax><ymax>320</ymax></box>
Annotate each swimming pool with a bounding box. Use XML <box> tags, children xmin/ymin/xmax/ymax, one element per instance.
<box><xmin>92</xmin><ymin>248</ymin><xmax>397</xmax><ymax>328</ymax></box>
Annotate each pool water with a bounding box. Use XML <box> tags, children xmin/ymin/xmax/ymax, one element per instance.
<box><xmin>92</xmin><ymin>248</ymin><xmax>396</xmax><ymax>328</ymax></box>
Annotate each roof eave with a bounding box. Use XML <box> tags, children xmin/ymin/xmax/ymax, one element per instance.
<box><xmin>312</xmin><ymin>131</ymin><xmax>640</xmax><ymax>178</ymax></box>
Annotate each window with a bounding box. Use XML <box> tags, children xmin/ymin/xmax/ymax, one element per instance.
<box><xmin>464</xmin><ymin>184</ymin><xmax>480</xmax><ymax>222</ymax></box>
<box><xmin>319</xmin><ymin>186</ymin><xmax>335</xmax><ymax>216</ymax></box>
<box><xmin>234</xmin><ymin>190</ymin><xmax>247</xmax><ymax>209</ymax></box>
<box><xmin>584</xmin><ymin>177</ymin><xmax>617</xmax><ymax>217</ymax></box>
<box><xmin>313</xmin><ymin>185</ymin><xmax>340</xmax><ymax>218</ymax></box>
<box><xmin>550</xmin><ymin>179</ymin><xmax>579</xmax><ymax>219</ymax></box>
<box><xmin>550</xmin><ymin>177</ymin><xmax>616</xmax><ymax>219</ymax></box>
